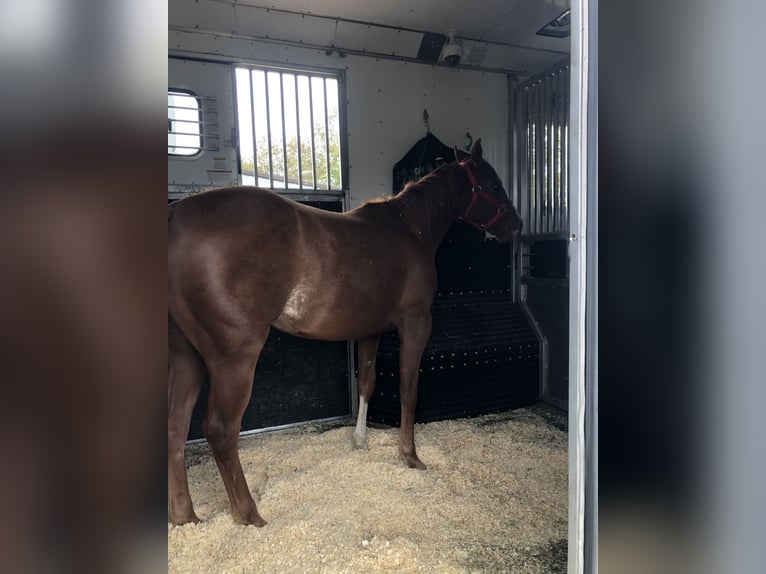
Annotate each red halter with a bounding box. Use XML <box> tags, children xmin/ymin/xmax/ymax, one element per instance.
<box><xmin>458</xmin><ymin>161</ymin><xmax>511</xmax><ymax>231</ymax></box>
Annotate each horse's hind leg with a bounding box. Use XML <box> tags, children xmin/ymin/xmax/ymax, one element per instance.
<box><xmin>168</xmin><ymin>318</ymin><xmax>205</xmax><ymax>525</ymax></box>
<box><xmin>203</xmin><ymin>328</ymin><xmax>269</xmax><ymax>526</ymax></box>
<box><xmin>396</xmin><ymin>312</ymin><xmax>432</xmax><ymax>470</ymax></box>
<box><xmin>353</xmin><ymin>333</ymin><xmax>382</xmax><ymax>450</ymax></box>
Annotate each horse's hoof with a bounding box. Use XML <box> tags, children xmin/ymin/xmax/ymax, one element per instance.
<box><xmin>169</xmin><ymin>512</ymin><xmax>202</xmax><ymax>526</ymax></box>
<box><xmin>233</xmin><ymin>512</ymin><xmax>267</xmax><ymax>527</ymax></box>
<box><xmin>401</xmin><ymin>452</ymin><xmax>427</xmax><ymax>470</ymax></box>
<box><xmin>353</xmin><ymin>437</ymin><xmax>369</xmax><ymax>450</ymax></box>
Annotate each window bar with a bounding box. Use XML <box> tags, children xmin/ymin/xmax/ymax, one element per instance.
<box><xmin>263</xmin><ymin>71</ymin><xmax>274</xmax><ymax>188</ymax></box>
<box><xmin>323</xmin><ymin>78</ymin><xmax>331</xmax><ymax>190</ymax></box>
<box><xmin>542</xmin><ymin>78</ymin><xmax>548</xmax><ymax>234</ymax></box>
<box><xmin>553</xmin><ymin>71</ymin><xmax>560</xmax><ymax>232</ymax></box>
<box><xmin>519</xmin><ymin>88</ymin><xmax>529</xmax><ymax>234</ymax></box>
<box><xmin>557</xmin><ymin>68</ymin><xmax>565</xmax><ymax>232</ymax></box>
<box><xmin>529</xmin><ymin>88</ymin><xmax>536</xmax><ymax>233</ymax></box>
<box><xmin>536</xmin><ymin>80</ymin><xmax>544</xmax><ymax>235</ymax></box>
<box><xmin>309</xmin><ymin>78</ymin><xmax>317</xmax><ymax>190</ymax></box>
<box><xmin>551</xmin><ymin>71</ymin><xmax>561</xmax><ymax>232</ymax></box>
<box><xmin>294</xmin><ymin>75</ymin><xmax>302</xmax><ymax>189</ymax></box>
<box><xmin>535</xmin><ymin>87</ymin><xmax>541</xmax><ymax>235</ymax></box>
<box><xmin>280</xmin><ymin>73</ymin><xmax>288</xmax><ymax>189</ymax></box>
<box><xmin>550</xmin><ymin>75</ymin><xmax>557</xmax><ymax>233</ymax></box>
<box><xmin>551</xmin><ymin>73</ymin><xmax>558</xmax><ymax>233</ymax></box>
<box><xmin>532</xmin><ymin>90</ymin><xmax>538</xmax><ymax>232</ymax></box>
<box><xmin>525</xmin><ymin>118</ymin><xmax>531</xmax><ymax>229</ymax></box>
<box><xmin>544</xmin><ymin>76</ymin><xmax>551</xmax><ymax>234</ymax></box>
<box><xmin>525</xmin><ymin>89</ymin><xmax>535</xmax><ymax>233</ymax></box>
<box><xmin>564</xmin><ymin>67</ymin><xmax>570</xmax><ymax>230</ymax></box>
<box><xmin>542</xmin><ymin>79</ymin><xmax>548</xmax><ymax>234</ymax></box>
<box><xmin>548</xmin><ymin>75</ymin><xmax>556</xmax><ymax>233</ymax></box>
<box><xmin>248</xmin><ymin>70</ymin><xmax>258</xmax><ymax>184</ymax></box>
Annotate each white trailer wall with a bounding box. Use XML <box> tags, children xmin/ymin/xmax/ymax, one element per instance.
<box><xmin>169</xmin><ymin>28</ymin><xmax>509</xmax><ymax>207</ymax></box>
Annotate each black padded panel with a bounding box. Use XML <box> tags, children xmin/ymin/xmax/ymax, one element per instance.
<box><xmin>367</xmin><ymin>231</ymin><xmax>539</xmax><ymax>425</ymax></box>
<box><xmin>188</xmin><ymin>331</ymin><xmax>349</xmax><ymax>440</ymax></box>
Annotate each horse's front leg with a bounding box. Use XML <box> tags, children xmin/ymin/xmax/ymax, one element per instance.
<box><xmin>353</xmin><ymin>333</ymin><xmax>382</xmax><ymax>450</ymax></box>
<box><xmin>396</xmin><ymin>311</ymin><xmax>432</xmax><ymax>470</ymax></box>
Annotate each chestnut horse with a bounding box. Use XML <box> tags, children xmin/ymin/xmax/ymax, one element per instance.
<box><xmin>168</xmin><ymin>139</ymin><xmax>522</xmax><ymax>526</ymax></box>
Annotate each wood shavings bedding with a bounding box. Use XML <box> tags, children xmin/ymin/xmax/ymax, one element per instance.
<box><xmin>168</xmin><ymin>404</ymin><xmax>567</xmax><ymax>573</ymax></box>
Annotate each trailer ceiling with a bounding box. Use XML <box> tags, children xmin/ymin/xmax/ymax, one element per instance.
<box><xmin>169</xmin><ymin>0</ymin><xmax>571</xmax><ymax>77</ymax></box>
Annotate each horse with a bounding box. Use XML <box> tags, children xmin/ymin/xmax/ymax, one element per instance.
<box><xmin>168</xmin><ymin>139</ymin><xmax>523</xmax><ymax>526</ymax></box>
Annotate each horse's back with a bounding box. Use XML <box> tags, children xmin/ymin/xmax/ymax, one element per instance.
<box><xmin>169</xmin><ymin>186</ymin><xmax>294</xmax><ymax>235</ymax></box>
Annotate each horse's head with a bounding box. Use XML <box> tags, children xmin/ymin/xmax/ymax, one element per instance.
<box><xmin>454</xmin><ymin>139</ymin><xmax>523</xmax><ymax>242</ymax></box>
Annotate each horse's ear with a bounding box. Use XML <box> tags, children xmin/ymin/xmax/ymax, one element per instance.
<box><xmin>454</xmin><ymin>145</ymin><xmax>470</xmax><ymax>162</ymax></box>
<box><xmin>470</xmin><ymin>138</ymin><xmax>483</xmax><ymax>162</ymax></box>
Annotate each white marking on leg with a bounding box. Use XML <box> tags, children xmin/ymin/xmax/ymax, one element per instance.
<box><xmin>353</xmin><ymin>396</ymin><xmax>369</xmax><ymax>450</ymax></box>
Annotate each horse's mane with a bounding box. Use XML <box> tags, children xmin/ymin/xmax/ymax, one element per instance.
<box><xmin>359</xmin><ymin>163</ymin><xmax>457</xmax><ymax>208</ymax></box>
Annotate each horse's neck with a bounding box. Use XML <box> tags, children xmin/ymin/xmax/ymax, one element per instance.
<box><xmin>390</xmin><ymin>164</ymin><xmax>467</xmax><ymax>253</ymax></box>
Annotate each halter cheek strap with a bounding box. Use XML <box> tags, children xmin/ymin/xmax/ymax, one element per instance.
<box><xmin>458</xmin><ymin>161</ymin><xmax>510</xmax><ymax>231</ymax></box>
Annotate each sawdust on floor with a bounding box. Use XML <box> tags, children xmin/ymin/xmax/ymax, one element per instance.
<box><xmin>168</xmin><ymin>405</ymin><xmax>568</xmax><ymax>573</ymax></box>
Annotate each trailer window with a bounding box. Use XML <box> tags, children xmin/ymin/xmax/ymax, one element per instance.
<box><xmin>168</xmin><ymin>90</ymin><xmax>202</xmax><ymax>156</ymax></box>
<box><xmin>235</xmin><ymin>67</ymin><xmax>344</xmax><ymax>191</ymax></box>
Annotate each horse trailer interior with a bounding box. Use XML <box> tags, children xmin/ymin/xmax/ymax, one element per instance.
<box><xmin>168</xmin><ymin>0</ymin><xmax>596</xmax><ymax>572</ymax></box>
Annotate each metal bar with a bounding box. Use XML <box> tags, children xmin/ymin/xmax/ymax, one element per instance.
<box><xmin>529</xmin><ymin>87</ymin><xmax>536</xmax><ymax>232</ymax></box>
<box><xmin>168</xmin><ymin>104</ymin><xmax>202</xmax><ymax>111</ymax></box>
<box><xmin>294</xmin><ymin>74</ymin><xmax>302</xmax><ymax>189</ymax></box>
<box><xmin>324</xmin><ymin>78</ymin><xmax>331</xmax><ymax>190</ymax></box>
<box><xmin>337</xmin><ymin>71</ymin><xmax>350</xmax><ymax>195</ymax></box>
<box><xmin>508</xmin><ymin>75</ymin><xmax>519</xmax><ymax>210</ymax></box>
<box><xmin>185</xmin><ymin>415</ymin><xmax>352</xmax><ymax>446</ymax></box>
<box><xmin>263</xmin><ymin>71</ymin><xmax>274</xmax><ymax>188</ymax></box>
<box><xmin>554</xmin><ymin>70</ymin><xmax>563</xmax><ymax>231</ymax></box>
<box><xmin>535</xmin><ymin>80</ymin><xmax>545</xmax><ymax>233</ymax></box>
<box><xmin>517</xmin><ymin>83</ymin><xmax>528</xmax><ymax>234</ymax></box>
<box><xmin>519</xmin><ymin>299</ymin><xmax>550</xmax><ymax>404</ymax></box>
<box><xmin>526</xmin><ymin>88</ymin><xmax>533</xmax><ymax>232</ymax></box>
<box><xmin>543</xmin><ymin>77</ymin><xmax>549</xmax><ymax>234</ymax></box>
<box><xmin>168</xmin><ymin>130</ymin><xmax>204</xmax><ymax>137</ymax></box>
<box><xmin>568</xmin><ymin>0</ymin><xmax>592</xmax><ymax>570</ymax></box>
<box><xmin>552</xmin><ymin>72</ymin><xmax>559</xmax><ymax>233</ymax></box>
<box><xmin>564</xmin><ymin>67</ymin><xmax>570</xmax><ymax>230</ymax></box>
<box><xmin>508</xmin><ymin>75</ymin><xmax>518</xmax><ymax>303</ymax></box>
<box><xmin>560</xmin><ymin>66</ymin><xmax>567</xmax><ymax>232</ymax></box>
<box><xmin>201</xmin><ymin>3</ymin><xmax>570</xmax><ymax>56</ymax></box>
<box><xmin>280</xmin><ymin>73</ymin><xmax>288</xmax><ymax>189</ymax></box>
<box><xmin>167</xmin><ymin>144</ymin><xmax>205</xmax><ymax>150</ymax></box>
<box><xmin>248</xmin><ymin>69</ymin><xmax>258</xmax><ymax>181</ymax></box>
<box><xmin>544</xmin><ymin>76</ymin><xmax>552</xmax><ymax>234</ymax></box>
<box><xmin>539</xmin><ymin>79</ymin><xmax>545</xmax><ymax>235</ymax></box>
<box><xmin>309</xmin><ymin>77</ymin><xmax>317</xmax><ymax>190</ymax></box>
<box><xmin>548</xmin><ymin>76</ymin><xmax>558</xmax><ymax>233</ymax></box>
<box><xmin>168</xmin><ymin>31</ymin><xmax>528</xmax><ymax>77</ymax></box>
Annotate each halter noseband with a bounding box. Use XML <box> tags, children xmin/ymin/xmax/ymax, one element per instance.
<box><xmin>458</xmin><ymin>161</ymin><xmax>511</xmax><ymax>231</ymax></box>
